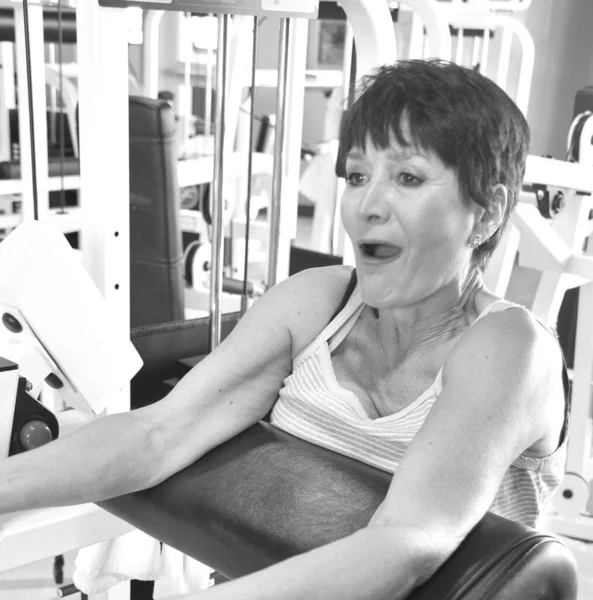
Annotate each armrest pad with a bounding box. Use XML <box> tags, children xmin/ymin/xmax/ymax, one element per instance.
<box><xmin>100</xmin><ymin>422</ymin><xmax>577</xmax><ymax>599</ymax></box>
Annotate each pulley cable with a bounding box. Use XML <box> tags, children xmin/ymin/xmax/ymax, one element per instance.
<box><xmin>21</xmin><ymin>0</ymin><xmax>39</xmax><ymax>220</ymax></box>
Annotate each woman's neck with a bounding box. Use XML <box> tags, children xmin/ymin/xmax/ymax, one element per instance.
<box><xmin>367</xmin><ymin>304</ymin><xmax>468</xmax><ymax>363</ymax></box>
<box><xmin>365</xmin><ymin>272</ymin><xmax>485</xmax><ymax>362</ymax></box>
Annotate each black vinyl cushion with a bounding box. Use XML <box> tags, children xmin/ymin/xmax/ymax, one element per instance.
<box><xmin>129</xmin><ymin>96</ymin><xmax>184</xmax><ymax>328</ymax></box>
<box><xmin>130</xmin><ymin>314</ymin><xmax>241</xmax><ymax>409</ymax></box>
<box><xmin>100</xmin><ymin>421</ymin><xmax>577</xmax><ymax>599</ymax></box>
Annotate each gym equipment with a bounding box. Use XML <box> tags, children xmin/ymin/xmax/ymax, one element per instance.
<box><xmin>184</xmin><ymin>240</ymin><xmax>264</xmax><ymax>316</ymax></box>
<box><xmin>0</xmin><ymin>219</ymin><xmax>142</xmax><ymax>458</ymax></box>
<box><xmin>129</xmin><ymin>96</ymin><xmax>185</xmax><ymax>328</ymax></box>
<box><xmin>0</xmin><ymin>5</ymin><xmax>76</xmax><ymax>44</ymax></box>
<box><xmin>98</xmin><ymin>317</ymin><xmax>578</xmax><ymax>599</ymax></box>
<box><xmin>289</xmin><ymin>245</ymin><xmax>343</xmax><ymax>275</ymax></box>
<box><xmin>105</xmin><ymin>0</ymin><xmax>397</xmax><ymax>353</ymax></box>
<box><xmin>482</xmin><ymin>153</ymin><xmax>593</xmax><ymax>544</ymax></box>
<box><xmin>5</xmin><ymin>2</ymin><xmax>574</xmax><ymax>597</ymax></box>
<box><xmin>0</xmin><ymin>356</ymin><xmax>59</xmax><ymax>457</ymax></box>
<box><xmin>100</xmin><ymin>0</ymin><xmax>319</xmax><ymax>18</ymax></box>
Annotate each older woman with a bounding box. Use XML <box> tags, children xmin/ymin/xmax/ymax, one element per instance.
<box><xmin>1</xmin><ymin>60</ymin><xmax>568</xmax><ymax>600</ymax></box>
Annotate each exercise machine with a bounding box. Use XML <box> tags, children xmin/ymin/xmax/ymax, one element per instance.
<box><xmin>1</xmin><ymin>0</ymin><xmax>584</xmax><ymax>598</ymax></box>
<box><xmin>0</xmin><ymin>219</ymin><xmax>142</xmax><ymax>451</ymax></box>
<box><xmin>0</xmin><ymin>219</ymin><xmax>141</xmax><ymax>573</ymax></box>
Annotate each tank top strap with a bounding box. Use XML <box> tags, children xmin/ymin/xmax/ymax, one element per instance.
<box><xmin>471</xmin><ymin>298</ymin><xmax>523</xmax><ymax>326</ymax></box>
<box><xmin>294</xmin><ymin>269</ymin><xmax>364</xmax><ymax>367</ymax></box>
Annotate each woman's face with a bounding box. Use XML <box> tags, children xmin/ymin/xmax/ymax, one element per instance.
<box><xmin>341</xmin><ymin>133</ymin><xmax>479</xmax><ymax>312</ymax></box>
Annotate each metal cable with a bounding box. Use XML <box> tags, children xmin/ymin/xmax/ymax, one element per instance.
<box><xmin>22</xmin><ymin>0</ymin><xmax>39</xmax><ymax>220</ymax></box>
<box><xmin>241</xmin><ymin>16</ymin><xmax>259</xmax><ymax>316</ymax></box>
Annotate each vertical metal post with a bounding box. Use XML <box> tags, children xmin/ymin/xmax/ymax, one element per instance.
<box><xmin>48</xmin><ymin>44</ymin><xmax>57</xmax><ymax>146</ymax></box>
<box><xmin>330</xmin><ymin>24</ymin><xmax>354</xmax><ymax>257</ymax></box>
<box><xmin>0</xmin><ymin>43</ymin><xmax>15</xmax><ymax>161</ymax></box>
<box><xmin>267</xmin><ymin>18</ymin><xmax>291</xmax><ymax>289</ymax></box>
<box><xmin>209</xmin><ymin>14</ymin><xmax>229</xmax><ymax>350</ymax></box>
<box><xmin>77</xmin><ymin>2</ymin><xmax>130</xmax><ymax>420</ymax></box>
<box><xmin>14</xmin><ymin>1</ymin><xmax>48</xmax><ymax>222</ymax></box>
<box><xmin>76</xmin><ymin>3</ymin><xmax>132</xmax><ymax>599</ymax></box>
<box><xmin>182</xmin><ymin>13</ymin><xmax>193</xmax><ymax>157</ymax></box>
<box><xmin>204</xmin><ymin>45</ymin><xmax>213</xmax><ymax>153</ymax></box>
<box><xmin>241</xmin><ymin>16</ymin><xmax>259</xmax><ymax>316</ymax></box>
<box><xmin>479</xmin><ymin>28</ymin><xmax>490</xmax><ymax>74</ymax></box>
<box><xmin>142</xmin><ymin>10</ymin><xmax>164</xmax><ymax>98</ymax></box>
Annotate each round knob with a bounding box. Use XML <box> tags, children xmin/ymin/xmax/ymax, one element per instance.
<box><xmin>45</xmin><ymin>373</ymin><xmax>64</xmax><ymax>389</ymax></box>
<box><xmin>18</xmin><ymin>420</ymin><xmax>53</xmax><ymax>451</ymax></box>
<box><xmin>552</xmin><ymin>472</ymin><xmax>590</xmax><ymax>518</ymax></box>
<box><xmin>2</xmin><ymin>312</ymin><xmax>23</xmax><ymax>333</ymax></box>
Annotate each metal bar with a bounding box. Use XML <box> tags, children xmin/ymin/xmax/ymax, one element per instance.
<box><xmin>182</xmin><ymin>13</ymin><xmax>192</xmax><ymax>158</ymax></box>
<box><xmin>480</xmin><ymin>28</ymin><xmax>490</xmax><ymax>74</ymax></box>
<box><xmin>0</xmin><ymin>43</ymin><xmax>14</xmax><ymax>161</ymax></box>
<box><xmin>241</xmin><ymin>16</ymin><xmax>258</xmax><ymax>316</ymax></box>
<box><xmin>330</xmin><ymin>23</ymin><xmax>354</xmax><ymax>257</ymax></box>
<box><xmin>267</xmin><ymin>17</ymin><xmax>290</xmax><ymax>288</ymax></box>
<box><xmin>205</xmin><ymin>45</ymin><xmax>213</xmax><ymax>152</ymax></box>
<box><xmin>455</xmin><ymin>29</ymin><xmax>464</xmax><ymax>65</ymax></box>
<box><xmin>48</xmin><ymin>44</ymin><xmax>57</xmax><ymax>145</ymax></box>
<box><xmin>142</xmin><ymin>10</ymin><xmax>164</xmax><ymax>98</ymax></box>
<box><xmin>14</xmin><ymin>2</ymin><xmax>48</xmax><ymax>222</ymax></box>
<box><xmin>209</xmin><ymin>14</ymin><xmax>229</xmax><ymax>350</ymax></box>
<box><xmin>21</xmin><ymin>0</ymin><xmax>39</xmax><ymax>219</ymax></box>
<box><xmin>471</xmin><ymin>35</ymin><xmax>480</xmax><ymax>69</ymax></box>
<box><xmin>77</xmin><ymin>1</ymin><xmax>131</xmax><ymax>376</ymax></box>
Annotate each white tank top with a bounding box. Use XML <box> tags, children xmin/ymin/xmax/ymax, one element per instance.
<box><xmin>270</xmin><ymin>280</ymin><xmax>568</xmax><ymax>528</ymax></box>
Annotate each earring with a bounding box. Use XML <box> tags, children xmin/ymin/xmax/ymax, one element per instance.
<box><xmin>469</xmin><ymin>234</ymin><xmax>482</xmax><ymax>249</ymax></box>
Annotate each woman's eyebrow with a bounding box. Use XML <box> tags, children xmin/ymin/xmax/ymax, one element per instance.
<box><xmin>345</xmin><ymin>148</ymin><xmax>428</xmax><ymax>162</ymax></box>
<box><xmin>386</xmin><ymin>148</ymin><xmax>427</xmax><ymax>162</ymax></box>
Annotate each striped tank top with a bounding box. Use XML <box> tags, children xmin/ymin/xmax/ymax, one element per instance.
<box><xmin>270</xmin><ymin>274</ymin><xmax>569</xmax><ymax>529</ymax></box>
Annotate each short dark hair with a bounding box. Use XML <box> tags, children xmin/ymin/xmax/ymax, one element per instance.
<box><xmin>337</xmin><ymin>59</ymin><xmax>530</xmax><ymax>272</ymax></box>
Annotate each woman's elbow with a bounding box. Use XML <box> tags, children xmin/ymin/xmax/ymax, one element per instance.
<box><xmin>365</xmin><ymin>523</ymin><xmax>459</xmax><ymax>588</ymax></box>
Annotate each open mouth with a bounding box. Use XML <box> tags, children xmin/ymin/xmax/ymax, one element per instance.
<box><xmin>359</xmin><ymin>242</ymin><xmax>402</xmax><ymax>261</ymax></box>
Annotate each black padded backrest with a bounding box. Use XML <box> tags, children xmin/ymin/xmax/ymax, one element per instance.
<box><xmin>129</xmin><ymin>314</ymin><xmax>240</xmax><ymax>409</ymax></box>
<box><xmin>129</xmin><ymin>96</ymin><xmax>184</xmax><ymax>328</ymax></box>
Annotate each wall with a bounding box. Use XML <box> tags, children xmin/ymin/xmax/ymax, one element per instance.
<box><xmin>520</xmin><ymin>0</ymin><xmax>593</xmax><ymax>158</ymax></box>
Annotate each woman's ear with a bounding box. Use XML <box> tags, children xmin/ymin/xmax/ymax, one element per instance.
<box><xmin>483</xmin><ymin>184</ymin><xmax>508</xmax><ymax>239</ymax></box>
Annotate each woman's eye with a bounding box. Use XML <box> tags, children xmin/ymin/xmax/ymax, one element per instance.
<box><xmin>346</xmin><ymin>172</ymin><xmax>367</xmax><ymax>186</ymax></box>
<box><xmin>399</xmin><ymin>172</ymin><xmax>422</xmax><ymax>186</ymax></box>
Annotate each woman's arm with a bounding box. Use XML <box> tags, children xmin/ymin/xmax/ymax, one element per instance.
<box><xmin>185</xmin><ymin>306</ymin><xmax>564</xmax><ymax>600</ymax></box>
<box><xmin>0</xmin><ymin>266</ymin><xmax>352</xmax><ymax>515</ymax></box>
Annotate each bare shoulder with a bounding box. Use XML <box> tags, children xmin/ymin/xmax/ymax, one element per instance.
<box><xmin>444</xmin><ymin>300</ymin><xmax>565</xmax><ymax>455</ymax></box>
<box><xmin>447</xmin><ymin>299</ymin><xmax>563</xmax><ymax>385</ymax></box>
<box><xmin>274</xmin><ymin>266</ymin><xmax>355</xmax><ymax>359</ymax></box>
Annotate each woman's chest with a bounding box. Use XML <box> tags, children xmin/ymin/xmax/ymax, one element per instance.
<box><xmin>329</xmin><ymin>336</ymin><xmax>454</xmax><ymax>420</ymax></box>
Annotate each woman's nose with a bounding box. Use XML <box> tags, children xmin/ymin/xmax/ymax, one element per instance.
<box><xmin>356</xmin><ymin>181</ymin><xmax>391</xmax><ymax>223</ymax></box>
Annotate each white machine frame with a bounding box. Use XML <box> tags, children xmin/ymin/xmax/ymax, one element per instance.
<box><xmin>0</xmin><ymin>1</ymin><xmax>135</xmax><ymax>598</ymax></box>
